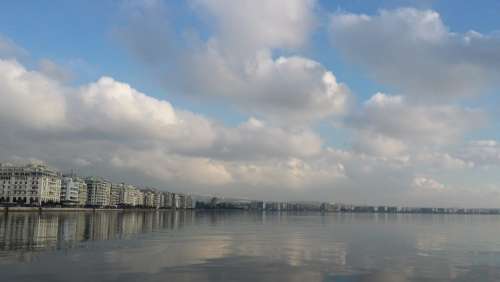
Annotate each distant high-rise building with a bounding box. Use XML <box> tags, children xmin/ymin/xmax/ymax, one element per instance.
<box><xmin>0</xmin><ymin>163</ymin><xmax>61</xmax><ymax>205</ymax></box>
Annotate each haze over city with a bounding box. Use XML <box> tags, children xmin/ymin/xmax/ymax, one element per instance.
<box><xmin>1</xmin><ymin>0</ymin><xmax>500</xmax><ymax>207</ymax></box>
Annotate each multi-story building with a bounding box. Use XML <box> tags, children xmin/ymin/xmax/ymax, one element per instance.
<box><xmin>110</xmin><ymin>183</ymin><xmax>123</xmax><ymax>207</ymax></box>
<box><xmin>185</xmin><ymin>195</ymin><xmax>193</xmax><ymax>209</ymax></box>
<box><xmin>160</xmin><ymin>191</ymin><xmax>173</xmax><ymax>208</ymax></box>
<box><xmin>142</xmin><ymin>189</ymin><xmax>157</xmax><ymax>208</ymax></box>
<box><xmin>85</xmin><ymin>177</ymin><xmax>111</xmax><ymax>207</ymax></box>
<box><xmin>153</xmin><ymin>191</ymin><xmax>162</xmax><ymax>209</ymax></box>
<box><xmin>61</xmin><ymin>176</ymin><xmax>87</xmax><ymax>206</ymax></box>
<box><xmin>0</xmin><ymin>163</ymin><xmax>61</xmax><ymax>205</ymax></box>
<box><xmin>119</xmin><ymin>184</ymin><xmax>140</xmax><ymax>207</ymax></box>
<box><xmin>78</xmin><ymin>180</ymin><xmax>88</xmax><ymax>206</ymax></box>
<box><xmin>134</xmin><ymin>190</ymin><xmax>144</xmax><ymax>207</ymax></box>
<box><xmin>172</xmin><ymin>193</ymin><xmax>181</xmax><ymax>209</ymax></box>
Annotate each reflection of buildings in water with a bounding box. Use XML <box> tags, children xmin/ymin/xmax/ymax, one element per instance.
<box><xmin>0</xmin><ymin>211</ymin><xmax>195</xmax><ymax>256</ymax></box>
<box><xmin>0</xmin><ymin>213</ymin><xmax>60</xmax><ymax>253</ymax></box>
<box><xmin>119</xmin><ymin>212</ymin><xmax>144</xmax><ymax>237</ymax></box>
<box><xmin>33</xmin><ymin>215</ymin><xmax>59</xmax><ymax>248</ymax></box>
<box><xmin>89</xmin><ymin>212</ymin><xmax>112</xmax><ymax>241</ymax></box>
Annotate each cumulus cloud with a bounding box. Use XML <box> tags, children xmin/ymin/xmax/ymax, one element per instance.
<box><xmin>0</xmin><ymin>59</ymin><xmax>67</xmax><ymax>129</ymax></box>
<box><xmin>349</xmin><ymin>93</ymin><xmax>484</xmax><ymax>156</ymax></box>
<box><xmin>191</xmin><ymin>0</ymin><xmax>316</xmax><ymax>54</ymax></box>
<box><xmin>204</xmin><ymin>117</ymin><xmax>322</xmax><ymax>161</ymax></box>
<box><xmin>0</xmin><ymin>57</ymin><xmax>496</xmax><ymax>205</ymax></box>
<box><xmin>330</xmin><ymin>8</ymin><xmax>500</xmax><ymax>99</ymax></box>
<box><xmin>1</xmin><ymin>3</ymin><xmax>499</xmax><ymax>207</ymax></box>
<box><xmin>117</xmin><ymin>0</ymin><xmax>350</xmax><ymax>123</ymax></box>
<box><xmin>0</xmin><ymin>57</ymin><xmax>341</xmax><ymax>196</ymax></box>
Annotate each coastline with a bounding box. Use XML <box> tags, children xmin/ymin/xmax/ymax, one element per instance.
<box><xmin>0</xmin><ymin>207</ymin><xmax>194</xmax><ymax>213</ymax></box>
<box><xmin>2</xmin><ymin>206</ymin><xmax>500</xmax><ymax>215</ymax></box>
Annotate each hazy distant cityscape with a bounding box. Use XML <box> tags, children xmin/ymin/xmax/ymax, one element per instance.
<box><xmin>2</xmin><ymin>162</ymin><xmax>500</xmax><ymax>215</ymax></box>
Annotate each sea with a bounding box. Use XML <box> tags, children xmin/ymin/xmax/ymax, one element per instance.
<box><xmin>1</xmin><ymin>210</ymin><xmax>500</xmax><ymax>281</ymax></box>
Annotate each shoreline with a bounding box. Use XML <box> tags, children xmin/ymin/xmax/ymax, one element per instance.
<box><xmin>0</xmin><ymin>207</ymin><xmax>195</xmax><ymax>213</ymax></box>
<box><xmin>2</xmin><ymin>206</ymin><xmax>500</xmax><ymax>215</ymax></box>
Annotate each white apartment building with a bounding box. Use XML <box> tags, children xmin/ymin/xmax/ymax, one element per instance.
<box><xmin>134</xmin><ymin>190</ymin><xmax>144</xmax><ymax>207</ymax></box>
<box><xmin>61</xmin><ymin>177</ymin><xmax>87</xmax><ymax>206</ymax></box>
<box><xmin>78</xmin><ymin>180</ymin><xmax>88</xmax><ymax>206</ymax></box>
<box><xmin>85</xmin><ymin>177</ymin><xmax>111</xmax><ymax>207</ymax></box>
<box><xmin>119</xmin><ymin>184</ymin><xmax>137</xmax><ymax>206</ymax></box>
<box><xmin>110</xmin><ymin>183</ymin><xmax>123</xmax><ymax>207</ymax></box>
<box><xmin>0</xmin><ymin>163</ymin><xmax>61</xmax><ymax>205</ymax></box>
<box><xmin>172</xmin><ymin>193</ymin><xmax>181</xmax><ymax>209</ymax></box>
<box><xmin>143</xmin><ymin>190</ymin><xmax>157</xmax><ymax>208</ymax></box>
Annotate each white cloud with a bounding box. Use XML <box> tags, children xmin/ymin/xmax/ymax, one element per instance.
<box><xmin>459</xmin><ymin>140</ymin><xmax>500</xmax><ymax>167</ymax></box>
<box><xmin>208</xmin><ymin>117</ymin><xmax>323</xmax><ymax>160</ymax></box>
<box><xmin>0</xmin><ymin>57</ymin><xmax>337</xmax><ymax>196</ymax></box>
<box><xmin>110</xmin><ymin>149</ymin><xmax>234</xmax><ymax>187</ymax></box>
<box><xmin>0</xmin><ymin>59</ymin><xmax>67</xmax><ymax>129</ymax></box>
<box><xmin>412</xmin><ymin>176</ymin><xmax>447</xmax><ymax>191</ymax></box>
<box><xmin>118</xmin><ymin>0</ymin><xmax>350</xmax><ymax>123</ymax></box>
<box><xmin>191</xmin><ymin>0</ymin><xmax>316</xmax><ymax>54</ymax></box>
<box><xmin>349</xmin><ymin>93</ymin><xmax>484</xmax><ymax>156</ymax></box>
<box><xmin>330</xmin><ymin>8</ymin><xmax>500</xmax><ymax>99</ymax></box>
<box><xmin>414</xmin><ymin>152</ymin><xmax>473</xmax><ymax>171</ymax></box>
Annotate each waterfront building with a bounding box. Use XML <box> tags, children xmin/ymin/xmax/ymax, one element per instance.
<box><xmin>250</xmin><ymin>201</ymin><xmax>266</xmax><ymax>210</ymax></box>
<box><xmin>172</xmin><ymin>193</ymin><xmax>181</xmax><ymax>209</ymax></box>
<box><xmin>119</xmin><ymin>184</ymin><xmax>140</xmax><ymax>207</ymax></box>
<box><xmin>134</xmin><ymin>190</ymin><xmax>144</xmax><ymax>207</ymax></box>
<box><xmin>186</xmin><ymin>195</ymin><xmax>193</xmax><ymax>209</ymax></box>
<box><xmin>61</xmin><ymin>176</ymin><xmax>87</xmax><ymax>206</ymax></box>
<box><xmin>78</xmin><ymin>179</ymin><xmax>88</xmax><ymax>206</ymax></box>
<box><xmin>178</xmin><ymin>194</ymin><xmax>186</xmax><ymax>209</ymax></box>
<box><xmin>320</xmin><ymin>202</ymin><xmax>336</xmax><ymax>212</ymax></box>
<box><xmin>85</xmin><ymin>177</ymin><xmax>111</xmax><ymax>207</ymax></box>
<box><xmin>110</xmin><ymin>183</ymin><xmax>124</xmax><ymax>207</ymax></box>
<box><xmin>153</xmin><ymin>191</ymin><xmax>162</xmax><ymax>209</ymax></box>
<box><xmin>0</xmin><ymin>163</ymin><xmax>61</xmax><ymax>205</ymax></box>
<box><xmin>142</xmin><ymin>189</ymin><xmax>157</xmax><ymax>208</ymax></box>
<box><xmin>160</xmin><ymin>191</ymin><xmax>173</xmax><ymax>208</ymax></box>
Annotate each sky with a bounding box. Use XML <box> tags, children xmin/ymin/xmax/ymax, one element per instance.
<box><xmin>0</xmin><ymin>0</ymin><xmax>499</xmax><ymax>207</ymax></box>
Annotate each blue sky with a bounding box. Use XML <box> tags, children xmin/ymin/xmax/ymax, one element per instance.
<box><xmin>1</xmin><ymin>0</ymin><xmax>499</xmax><ymax>206</ymax></box>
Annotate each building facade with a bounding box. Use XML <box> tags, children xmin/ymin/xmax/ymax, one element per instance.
<box><xmin>119</xmin><ymin>184</ymin><xmax>140</xmax><ymax>207</ymax></box>
<box><xmin>78</xmin><ymin>180</ymin><xmax>88</xmax><ymax>206</ymax></box>
<box><xmin>110</xmin><ymin>183</ymin><xmax>123</xmax><ymax>207</ymax></box>
<box><xmin>160</xmin><ymin>191</ymin><xmax>173</xmax><ymax>208</ymax></box>
<box><xmin>85</xmin><ymin>177</ymin><xmax>111</xmax><ymax>207</ymax></box>
<box><xmin>0</xmin><ymin>164</ymin><xmax>61</xmax><ymax>205</ymax></box>
<box><xmin>61</xmin><ymin>176</ymin><xmax>87</xmax><ymax>206</ymax></box>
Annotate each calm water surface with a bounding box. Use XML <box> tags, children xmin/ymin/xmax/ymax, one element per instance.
<box><xmin>1</xmin><ymin>211</ymin><xmax>500</xmax><ymax>281</ymax></box>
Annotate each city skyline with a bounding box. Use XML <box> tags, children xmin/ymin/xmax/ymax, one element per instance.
<box><xmin>1</xmin><ymin>1</ymin><xmax>500</xmax><ymax>207</ymax></box>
